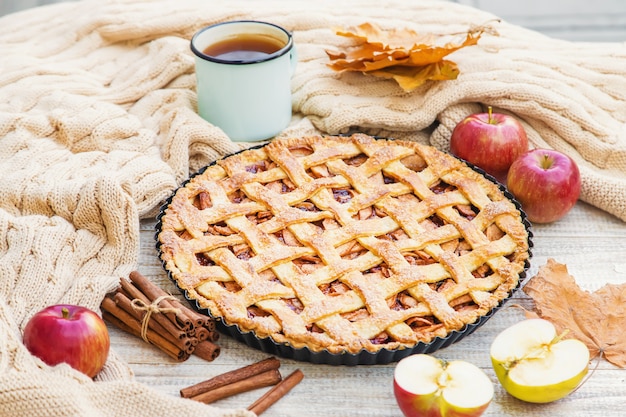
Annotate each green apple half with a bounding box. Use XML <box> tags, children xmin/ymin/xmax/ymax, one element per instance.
<box><xmin>394</xmin><ymin>354</ymin><xmax>494</xmax><ymax>417</ymax></box>
<box><xmin>490</xmin><ymin>318</ymin><xmax>590</xmax><ymax>403</ymax></box>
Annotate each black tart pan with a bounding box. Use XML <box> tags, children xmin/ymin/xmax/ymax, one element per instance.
<box><xmin>155</xmin><ymin>139</ymin><xmax>533</xmax><ymax>366</ymax></box>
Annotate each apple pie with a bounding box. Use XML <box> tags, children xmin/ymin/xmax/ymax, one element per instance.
<box><xmin>157</xmin><ymin>134</ymin><xmax>530</xmax><ymax>358</ymax></box>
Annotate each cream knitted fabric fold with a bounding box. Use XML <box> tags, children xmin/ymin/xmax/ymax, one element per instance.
<box><xmin>0</xmin><ymin>0</ymin><xmax>625</xmax><ymax>415</ymax></box>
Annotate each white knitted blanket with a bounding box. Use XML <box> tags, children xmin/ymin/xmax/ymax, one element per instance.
<box><xmin>0</xmin><ymin>0</ymin><xmax>624</xmax><ymax>415</ymax></box>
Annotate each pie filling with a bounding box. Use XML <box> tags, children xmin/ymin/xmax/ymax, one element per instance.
<box><xmin>158</xmin><ymin>134</ymin><xmax>530</xmax><ymax>354</ymax></box>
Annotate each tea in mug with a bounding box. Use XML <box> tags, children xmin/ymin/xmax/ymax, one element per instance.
<box><xmin>191</xmin><ymin>20</ymin><xmax>296</xmax><ymax>141</ymax></box>
<box><xmin>203</xmin><ymin>34</ymin><xmax>285</xmax><ymax>61</ymax></box>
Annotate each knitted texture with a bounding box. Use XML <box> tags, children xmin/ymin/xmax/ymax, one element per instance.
<box><xmin>0</xmin><ymin>0</ymin><xmax>625</xmax><ymax>415</ymax></box>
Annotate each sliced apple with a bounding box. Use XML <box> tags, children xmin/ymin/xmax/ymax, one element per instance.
<box><xmin>490</xmin><ymin>318</ymin><xmax>590</xmax><ymax>403</ymax></box>
<box><xmin>394</xmin><ymin>353</ymin><xmax>494</xmax><ymax>417</ymax></box>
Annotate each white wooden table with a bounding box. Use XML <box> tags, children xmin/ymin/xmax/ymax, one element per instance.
<box><xmin>112</xmin><ymin>200</ymin><xmax>626</xmax><ymax>416</ymax></box>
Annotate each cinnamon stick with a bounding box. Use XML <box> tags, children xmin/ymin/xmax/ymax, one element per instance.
<box><xmin>101</xmin><ymin>297</ymin><xmax>187</xmax><ymax>360</ymax></box>
<box><xmin>180</xmin><ymin>357</ymin><xmax>281</xmax><ymax>398</ymax></box>
<box><xmin>118</xmin><ymin>279</ymin><xmax>208</xmax><ymax>348</ymax></box>
<box><xmin>111</xmin><ymin>291</ymin><xmax>196</xmax><ymax>353</ymax></box>
<box><xmin>118</xmin><ymin>278</ymin><xmax>188</xmax><ymax>337</ymax></box>
<box><xmin>247</xmin><ymin>369</ymin><xmax>304</xmax><ymax>415</ymax></box>
<box><xmin>121</xmin><ymin>279</ymin><xmax>185</xmax><ymax>333</ymax></box>
<box><xmin>207</xmin><ymin>330</ymin><xmax>220</xmax><ymax>343</ymax></box>
<box><xmin>191</xmin><ymin>369</ymin><xmax>282</xmax><ymax>405</ymax></box>
<box><xmin>127</xmin><ymin>270</ymin><xmax>217</xmax><ymax>335</ymax></box>
<box><xmin>193</xmin><ymin>326</ymin><xmax>210</xmax><ymax>342</ymax></box>
<box><xmin>175</xmin><ymin>300</ymin><xmax>215</xmax><ymax>330</ymax></box>
<box><xmin>128</xmin><ymin>270</ymin><xmax>193</xmax><ymax>330</ymax></box>
<box><xmin>102</xmin><ymin>310</ymin><xmax>188</xmax><ymax>362</ymax></box>
<box><xmin>102</xmin><ymin>272</ymin><xmax>221</xmax><ymax>363</ymax></box>
<box><xmin>193</xmin><ymin>340</ymin><xmax>220</xmax><ymax>362</ymax></box>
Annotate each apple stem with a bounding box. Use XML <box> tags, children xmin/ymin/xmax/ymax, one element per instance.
<box><xmin>552</xmin><ymin>328</ymin><xmax>570</xmax><ymax>345</ymax></box>
<box><xmin>539</xmin><ymin>153</ymin><xmax>554</xmax><ymax>170</ymax></box>
<box><xmin>487</xmin><ymin>106</ymin><xmax>495</xmax><ymax>124</ymax></box>
<box><xmin>62</xmin><ymin>307</ymin><xmax>70</xmax><ymax>319</ymax></box>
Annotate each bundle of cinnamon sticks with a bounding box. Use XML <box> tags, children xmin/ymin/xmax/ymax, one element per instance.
<box><xmin>101</xmin><ymin>270</ymin><xmax>220</xmax><ymax>362</ymax></box>
<box><xmin>180</xmin><ymin>357</ymin><xmax>304</xmax><ymax>416</ymax></box>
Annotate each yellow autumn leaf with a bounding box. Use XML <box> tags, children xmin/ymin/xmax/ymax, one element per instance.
<box><xmin>326</xmin><ymin>21</ymin><xmax>491</xmax><ymax>92</ymax></box>
<box><xmin>369</xmin><ymin>60</ymin><xmax>460</xmax><ymax>91</ymax></box>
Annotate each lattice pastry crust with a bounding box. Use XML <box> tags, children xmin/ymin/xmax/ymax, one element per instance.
<box><xmin>158</xmin><ymin>134</ymin><xmax>530</xmax><ymax>354</ymax></box>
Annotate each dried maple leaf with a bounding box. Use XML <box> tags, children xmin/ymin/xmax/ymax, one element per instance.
<box><xmin>523</xmin><ymin>258</ymin><xmax>626</xmax><ymax>368</ymax></box>
<box><xmin>368</xmin><ymin>61</ymin><xmax>460</xmax><ymax>93</ymax></box>
<box><xmin>326</xmin><ymin>22</ymin><xmax>491</xmax><ymax>92</ymax></box>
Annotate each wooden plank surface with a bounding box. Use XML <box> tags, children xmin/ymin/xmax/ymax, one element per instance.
<box><xmin>112</xmin><ymin>200</ymin><xmax>626</xmax><ymax>416</ymax></box>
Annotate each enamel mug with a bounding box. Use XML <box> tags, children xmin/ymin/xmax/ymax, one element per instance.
<box><xmin>191</xmin><ymin>21</ymin><xmax>297</xmax><ymax>142</ymax></box>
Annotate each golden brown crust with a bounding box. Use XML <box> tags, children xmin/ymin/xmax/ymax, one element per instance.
<box><xmin>158</xmin><ymin>134</ymin><xmax>530</xmax><ymax>354</ymax></box>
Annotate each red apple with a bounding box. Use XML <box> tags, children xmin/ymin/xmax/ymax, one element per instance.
<box><xmin>23</xmin><ymin>304</ymin><xmax>110</xmax><ymax>378</ymax></box>
<box><xmin>394</xmin><ymin>354</ymin><xmax>494</xmax><ymax>417</ymax></box>
<box><xmin>506</xmin><ymin>148</ymin><xmax>581</xmax><ymax>223</ymax></box>
<box><xmin>450</xmin><ymin>107</ymin><xmax>529</xmax><ymax>182</ymax></box>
